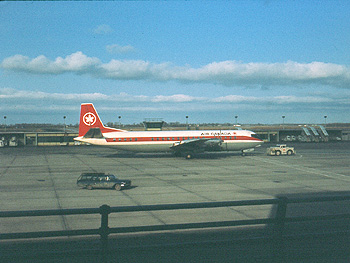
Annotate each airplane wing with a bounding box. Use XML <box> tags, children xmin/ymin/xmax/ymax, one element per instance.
<box><xmin>170</xmin><ymin>138</ymin><xmax>223</xmax><ymax>156</ymax></box>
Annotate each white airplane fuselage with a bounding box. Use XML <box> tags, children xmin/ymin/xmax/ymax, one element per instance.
<box><xmin>74</xmin><ymin>103</ymin><xmax>263</xmax><ymax>156</ymax></box>
<box><xmin>75</xmin><ymin>129</ymin><xmax>262</xmax><ymax>152</ymax></box>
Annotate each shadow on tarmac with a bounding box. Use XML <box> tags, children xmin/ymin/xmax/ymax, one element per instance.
<box><xmin>1</xmin><ymin>191</ymin><xmax>349</xmax><ymax>263</ymax></box>
<box><xmin>99</xmin><ymin>151</ymin><xmax>255</xmax><ymax>159</ymax></box>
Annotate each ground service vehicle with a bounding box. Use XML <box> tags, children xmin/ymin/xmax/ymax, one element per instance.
<box><xmin>266</xmin><ymin>144</ymin><xmax>295</xmax><ymax>156</ymax></box>
<box><xmin>77</xmin><ymin>173</ymin><xmax>131</xmax><ymax>190</ymax></box>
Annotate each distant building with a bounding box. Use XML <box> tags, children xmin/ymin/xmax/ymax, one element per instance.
<box><xmin>143</xmin><ymin>119</ymin><xmax>165</xmax><ymax>131</ymax></box>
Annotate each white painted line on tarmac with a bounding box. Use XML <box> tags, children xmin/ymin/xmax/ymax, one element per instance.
<box><xmin>247</xmin><ymin>156</ymin><xmax>350</xmax><ymax>181</ymax></box>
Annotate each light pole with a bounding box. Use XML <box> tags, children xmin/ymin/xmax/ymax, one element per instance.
<box><xmin>118</xmin><ymin>116</ymin><xmax>121</xmax><ymax>128</ymax></box>
<box><xmin>63</xmin><ymin>116</ymin><xmax>66</xmax><ymax>133</ymax></box>
<box><xmin>4</xmin><ymin>116</ymin><xmax>6</xmax><ymax>132</ymax></box>
<box><xmin>235</xmin><ymin>115</ymin><xmax>238</xmax><ymax>126</ymax></box>
<box><xmin>186</xmin><ymin>116</ymin><xmax>189</xmax><ymax>130</ymax></box>
<box><xmin>324</xmin><ymin>115</ymin><xmax>327</xmax><ymax>126</ymax></box>
<box><xmin>282</xmin><ymin>115</ymin><xmax>285</xmax><ymax>130</ymax></box>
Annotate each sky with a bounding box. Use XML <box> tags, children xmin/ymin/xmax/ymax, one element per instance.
<box><xmin>1</xmin><ymin>1</ymin><xmax>350</xmax><ymax>125</ymax></box>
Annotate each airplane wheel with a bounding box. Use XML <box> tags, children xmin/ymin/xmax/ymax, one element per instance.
<box><xmin>114</xmin><ymin>184</ymin><xmax>122</xmax><ymax>191</ymax></box>
<box><xmin>185</xmin><ymin>153</ymin><xmax>192</xmax><ymax>159</ymax></box>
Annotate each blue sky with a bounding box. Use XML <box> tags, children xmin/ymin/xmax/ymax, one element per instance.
<box><xmin>1</xmin><ymin>1</ymin><xmax>350</xmax><ymax>125</ymax></box>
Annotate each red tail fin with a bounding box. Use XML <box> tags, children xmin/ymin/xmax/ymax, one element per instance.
<box><xmin>79</xmin><ymin>103</ymin><xmax>125</xmax><ymax>136</ymax></box>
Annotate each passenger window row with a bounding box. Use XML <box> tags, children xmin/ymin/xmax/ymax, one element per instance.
<box><xmin>112</xmin><ymin>136</ymin><xmax>237</xmax><ymax>141</ymax></box>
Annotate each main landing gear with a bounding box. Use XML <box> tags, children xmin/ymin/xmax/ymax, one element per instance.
<box><xmin>185</xmin><ymin>153</ymin><xmax>193</xmax><ymax>159</ymax></box>
<box><xmin>173</xmin><ymin>151</ymin><xmax>194</xmax><ymax>159</ymax></box>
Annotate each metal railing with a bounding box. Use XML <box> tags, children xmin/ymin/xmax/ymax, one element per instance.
<box><xmin>1</xmin><ymin>196</ymin><xmax>350</xmax><ymax>259</ymax></box>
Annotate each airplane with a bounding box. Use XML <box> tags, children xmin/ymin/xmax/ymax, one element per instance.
<box><xmin>74</xmin><ymin>103</ymin><xmax>263</xmax><ymax>159</ymax></box>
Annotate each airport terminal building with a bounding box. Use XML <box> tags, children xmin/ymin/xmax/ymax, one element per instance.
<box><xmin>0</xmin><ymin>124</ymin><xmax>348</xmax><ymax>147</ymax></box>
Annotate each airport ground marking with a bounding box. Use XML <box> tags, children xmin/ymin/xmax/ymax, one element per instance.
<box><xmin>247</xmin><ymin>156</ymin><xmax>350</xmax><ymax>182</ymax></box>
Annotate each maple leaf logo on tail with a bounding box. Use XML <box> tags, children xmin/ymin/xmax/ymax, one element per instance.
<box><xmin>83</xmin><ymin>112</ymin><xmax>96</xmax><ymax>126</ymax></box>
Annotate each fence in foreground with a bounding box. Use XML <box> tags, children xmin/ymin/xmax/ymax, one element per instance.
<box><xmin>1</xmin><ymin>196</ymin><xmax>350</xmax><ymax>261</ymax></box>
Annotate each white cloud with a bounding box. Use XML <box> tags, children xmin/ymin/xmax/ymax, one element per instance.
<box><xmin>212</xmin><ymin>95</ymin><xmax>260</xmax><ymax>103</ymax></box>
<box><xmin>152</xmin><ymin>94</ymin><xmax>199</xmax><ymax>103</ymax></box>
<box><xmin>1</xmin><ymin>87</ymin><xmax>345</xmax><ymax>106</ymax></box>
<box><xmin>2</xmin><ymin>52</ymin><xmax>350</xmax><ymax>88</ymax></box>
<box><xmin>53</xmin><ymin>52</ymin><xmax>100</xmax><ymax>72</ymax></box>
<box><xmin>272</xmin><ymin>95</ymin><xmax>331</xmax><ymax>104</ymax></box>
<box><xmin>1</xmin><ymin>52</ymin><xmax>100</xmax><ymax>74</ymax></box>
<box><xmin>93</xmin><ymin>24</ymin><xmax>114</xmax><ymax>35</ymax></box>
<box><xmin>1</xmin><ymin>88</ymin><xmax>349</xmax><ymax>123</ymax></box>
<box><xmin>211</xmin><ymin>94</ymin><xmax>335</xmax><ymax>105</ymax></box>
<box><xmin>106</xmin><ymin>44</ymin><xmax>136</xmax><ymax>54</ymax></box>
<box><xmin>100</xmin><ymin>59</ymin><xmax>151</xmax><ymax>79</ymax></box>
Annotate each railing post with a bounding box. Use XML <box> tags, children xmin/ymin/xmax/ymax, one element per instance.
<box><xmin>273</xmin><ymin>197</ymin><xmax>288</xmax><ymax>262</ymax></box>
<box><xmin>99</xmin><ymin>204</ymin><xmax>111</xmax><ymax>261</ymax></box>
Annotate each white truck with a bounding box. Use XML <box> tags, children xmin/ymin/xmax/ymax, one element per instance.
<box><xmin>266</xmin><ymin>144</ymin><xmax>295</xmax><ymax>156</ymax></box>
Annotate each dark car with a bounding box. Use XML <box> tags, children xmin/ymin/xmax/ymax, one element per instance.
<box><xmin>77</xmin><ymin>173</ymin><xmax>131</xmax><ymax>190</ymax></box>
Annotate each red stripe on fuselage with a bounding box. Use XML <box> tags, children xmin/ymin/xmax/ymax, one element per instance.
<box><xmin>105</xmin><ymin>136</ymin><xmax>261</xmax><ymax>143</ymax></box>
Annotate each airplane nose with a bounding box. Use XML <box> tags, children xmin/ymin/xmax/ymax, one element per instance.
<box><xmin>255</xmin><ymin>140</ymin><xmax>263</xmax><ymax>147</ymax></box>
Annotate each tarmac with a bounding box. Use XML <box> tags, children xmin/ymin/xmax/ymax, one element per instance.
<box><xmin>1</xmin><ymin>142</ymin><xmax>350</xmax><ymax>262</ymax></box>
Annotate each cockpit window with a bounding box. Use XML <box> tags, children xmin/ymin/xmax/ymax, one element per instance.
<box><xmin>251</xmin><ymin>134</ymin><xmax>262</xmax><ymax>140</ymax></box>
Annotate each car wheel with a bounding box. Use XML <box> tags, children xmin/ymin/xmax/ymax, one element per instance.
<box><xmin>114</xmin><ymin>184</ymin><xmax>122</xmax><ymax>191</ymax></box>
<box><xmin>287</xmin><ymin>150</ymin><xmax>293</xmax><ymax>155</ymax></box>
<box><xmin>87</xmin><ymin>185</ymin><xmax>93</xmax><ymax>190</ymax></box>
<box><xmin>275</xmin><ymin>150</ymin><xmax>281</xmax><ymax>156</ymax></box>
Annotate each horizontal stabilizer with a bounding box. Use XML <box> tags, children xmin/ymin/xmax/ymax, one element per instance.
<box><xmin>83</xmin><ymin>128</ymin><xmax>104</xmax><ymax>138</ymax></box>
